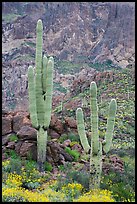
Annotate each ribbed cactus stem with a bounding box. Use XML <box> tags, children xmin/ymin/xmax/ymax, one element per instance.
<box><xmin>90</xmin><ymin>81</ymin><xmax>99</xmax><ymax>155</ymax></box>
<box><xmin>103</xmin><ymin>99</ymin><xmax>117</xmax><ymax>153</ymax></box>
<box><xmin>89</xmin><ymin>141</ymin><xmax>102</xmax><ymax>189</ymax></box>
<box><xmin>35</xmin><ymin>19</ymin><xmax>44</xmax><ymax>126</ymax></box>
<box><xmin>35</xmin><ymin>19</ymin><xmax>43</xmax><ymax>74</ymax></box>
<box><xmin>42</xmin><ymin>55</ymin><xmax>48</xmax><ymax>93</ymax></box>
<box><xmin>28</xmin><ymin>19</ymin><xmax>54</xmax><ymax>172</ymax></box>
<box><xmin>44</xmin><ymin>57</ymin><xmax>54</xmax><ymax>128</ymax></box>
<box><xmin>76</xmin><ymin>108</ymin><xmax>90</xmax><ymax>153</ymax></box>
<box><xmin>76</xmin><ymin>81</ymin><xmax>117</xmax><ymax>189</ymax></box>
<box><xmin>37</xmin><ymin>127</ymin><xmax>47</xmax><ymax>172</ymax></box>
<box><xmin>28</xmin><ymin>66</ymin><xmax>38</xmax><ymax>128</ymax></box>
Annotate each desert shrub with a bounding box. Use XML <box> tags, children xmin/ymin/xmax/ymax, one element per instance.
<box><xmin>21</xmin><ymin>167</ymin><xmax>48</xmax><ymax>190</ymax></box>
<box><xmin>41</xmin><ymin>188</ymin><xmax>67</xmax><ymax>202</ymax></box>
<box><xmin>73</xmin><ymin>189</ymin><xmax>116</xmax><ymax>202</ymax></box>
<box><xmin>44</xmin><ymin>161</ymin><xmax>53</xmax><ymax>172</ymax></box>
<box><xmin>100</xmin><ymin>166</ymin><xmax>135</xmax><ymax>202</ymax></box>
<box><xmin>6</xmin><ymin>149</ymin><xmax>21</xmax><ymax>160</ymax></box>
<box><xmin>66</xmin><ymin>170</ymin><xmax>90</xmax><ymax>190</ymax></box>
<box><xmin>65</xmin><ymin>147</ymin><xmax>80</xmax><ymax>161</ymax></box>
<box><xmin>5</xmin><ymin>158</ymin><xmax>22</xmax><ymax>174</ymax></box>
<box><xmin>2</xmin><ymin>187</ymin><xmax>50</xmax><ymax>202</ymax></box>
<box><xmin>55</xmin><ymin>169</ymin><xmax>90</xmax><ymax>191</ymax></box>
<box><xmin>24</xmin><ymin>159</ymin><xmax>37</xmax><ymax>171</ymax></box>
<box><xmin>61</xmin><ymin>183</ymin><xmax>83</xmax><ymax>201</ymax></box>
<box><xmin>67</xmin><ymin>133</ymin><xmax>80</xmax><ymax>142</ymax></box>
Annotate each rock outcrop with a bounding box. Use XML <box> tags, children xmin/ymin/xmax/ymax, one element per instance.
<box><xmin>2</xmin><ymin>110</ymin><xmax>79</xmax><ymax>164</ymax></box>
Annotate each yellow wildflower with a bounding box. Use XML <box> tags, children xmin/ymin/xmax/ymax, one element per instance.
<box><xmin>6</xmin><ymin>173</ymin><xmax>22</xmax><ymax>187</ymax></box>
<box><xmin>73</xmin><ymin>189</ymin><xmax>115</xmax><ymax>202</ymax></box>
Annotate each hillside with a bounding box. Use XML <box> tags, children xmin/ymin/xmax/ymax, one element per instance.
<box><xmin>2</xmin><ymin>65</ymin><xmax>135</xmax><ymax>202</ymax></box>
<box><xmin>2</xmin><ymin>2</ymin><xmax>135</xmax><ymax>111</ymax></box>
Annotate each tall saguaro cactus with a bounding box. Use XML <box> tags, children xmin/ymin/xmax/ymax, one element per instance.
<box><xmin>76</xmin><ymin>81</ymin><xmax>117</xmax><ymax>189</ymax></box>
<box><xmin>28</xmin><ymin>19</ymin><xmax>54</xmax><ymax>172</ymax></box>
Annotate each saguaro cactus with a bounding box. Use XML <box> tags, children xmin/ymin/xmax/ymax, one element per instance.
<box><xmin>76</xmin><ymin>81</ymin><xmax>117</xmax><ymax>189</ymax></box>
<box><xmin>28</xmin><ymin>19</ymin><xmax>54</xmax><ymax>172</ymax></box>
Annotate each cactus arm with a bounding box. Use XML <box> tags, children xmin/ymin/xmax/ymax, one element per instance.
<box><xmin>44</xmin><ymin>57</ymin><xmax>54</xmax><ymax>128</ymax></box>
<box><xmin>103</xmin><ymin>99</ymin><xmax>117</xmax><ymax>153</ymax></box>
<box><xmin>37</xmin><ymin>127</ymin><xmax>47</xmax><ymax>172</ymax></box>
<box><xmin>76</xmin><ymin>108</ymin><xmax>90</xmax><ymax>153</ymax></box>
<box><xmin>45</xmin><ymin>57</ymin><xmax>54</xmax><ymax>95</ymax></box>
<box><xmin>28</xmin><ymin>66</ymin><xmax>38</xmax><ymax>128</ymax></box>
<box><xmin>90</xmin><ymin>81</ymin><xmax>99</xmax><ymax>155</ymax></box>
<box><xmin>42</xmin><ymin>55</ymin><xmax>48</xmax><ymax>93</ymax></box>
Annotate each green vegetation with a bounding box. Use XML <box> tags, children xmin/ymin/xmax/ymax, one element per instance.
<box><xmin>9</xmin><ymin>134</ymin><xmax>18</xmax><ymax>142</ymax></box>
<box><xmin>2</xmin><ymin>13</ymin><xmax>22</xmax><ymax>23</ymax></box>
<box><xmin>65</xmin><ymin>147</ymin><xmax>80</xmax><ymax>161</ymax></box>
<box><xmin>24</xmin><ymin>41</ymin><xmax>36</xmax><ymax>48</ymax></box>
<box><xmin>44</xmin><ymin>161</ymin><xmax>53</xmax><ymax>172</ymax></box>
<box><xmin>54</xmin><ymin>57</ymin><xmax>121</xmax><ymax>75</ymax></box>
<box><xmin>54</xmin><ymin>82</ymin><xmax>68</xmax><ymax>93</ymax></box>
<box><xmin>58</xmin><ymin>133</ymin><xmax>80</xmax><ymax>144</ymax></box>
<box><xmin>54</xmin><ymin>58</ymin><xmax>83</xmax><ymax>75</ymax></box>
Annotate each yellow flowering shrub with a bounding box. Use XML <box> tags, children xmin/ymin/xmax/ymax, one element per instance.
<box><xmin>20</xmin><ymin>167</ymin><xmax>47</xmax><ymax>189</ymax></box>
<box><xmin>62</xmin><ymin>183</ymin><xmax>83</xmax><ymax>192</ymax></box>
<box><xmin>73</xmin><ymin>189</ymin><xmax>116</xmax><ymax>202</ymax></box>
<box><xmin>2</xmin><ymin>187</ymin><xmax>50</xmax><ymax>202</ymax></box>
<box><xmin>39</xmin><ymin>179</ymin><xmax>58</xmax><ymax>191</ymax></box>
<box><xmin>2</xmin><ymin>160</ymin><xmax>10</xmax><ymax>167</ymax></box>
<box><xmin>42</xmin><ymin>188</ymin><xmax>67</xmax><ymax>202</ymax></box>
<box><xmin>6</xmin><ymin>173</ymin><xmax>22</xmax><ymax>187</ymax></box>
<box><xmin>70</xmin><ymin>141</ymin><xmax>79</xmax><ymax>147</ymax></box>
<box><xmin>61</xmin><ymin>183</ymin><xmax>83</xmax><ymax>201</ymax></box>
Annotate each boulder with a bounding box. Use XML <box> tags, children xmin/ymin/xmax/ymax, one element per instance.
<box><xmin>48</xmin><ymin>129</ymin><xmax>60</xmax><ymax>139</ymax></box>
<box><xmin>2</xmin><ymin>115</ymin><xmax>12</xmax><ymax>135</ymax></box>
<box><xmin>17</xmin><ymin>125</ymin><xmax>37</xmax><ymax>140</ymax></box>
<box><xmin>6</xmin><ymin>141</ymin><xmax>15</xmax><ymax>150</ymax></box>
<box><xmin>50</xmin><ymin>114</ymin><xmax>64</xmax><ymax>134</ymax></box>
<box><xmin>19</xmin><ymin>141</ymin><xmax>37</xmax><ymax>160</ymax></box>
<box><xmin>64</xmin><ymin>116</ymin><xmax>77</xmax><ymax>128</ymax></box>
<box><xmin>13</xmin><ymin>112</ymin><xmax>31</xmax><ymax>133</ymax></box>
<box><xmin>2</xmin><ymin>134</ymin><xmax>12</xmax><ymax>145</ymax></box>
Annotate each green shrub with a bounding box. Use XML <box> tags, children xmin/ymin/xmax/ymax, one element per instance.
<box><xmin>65</xmin><ymin>147</ymin><xmax>80</xmax><ymax>161</ymax></box>
<box><xmin>9</xmin><ymin>134</ymin><xmax>18</xmax><ymax>142</ymax></box>
<box><xmin>6</xmin><ymin>149</ymin><xmax>21</xmax><ymax>160</ymax></box>
<box><xmin>4</xmin><ymin>158</ymin><xmax>22</xmax><ymax>174</ymax></box>
<box><xmin>44</xmin><ymin>161</ymin><xmax>53</xmax><ymax>172</ymax></box>
<box><xmin>66</xmin><ymin>170</ymin><xmax>90</xmax><ymax>190</ymax></box>
<box><xmin>100</xmin><ymin>168</ymin><xmax>135</xmax><ymax>202</ymax></box>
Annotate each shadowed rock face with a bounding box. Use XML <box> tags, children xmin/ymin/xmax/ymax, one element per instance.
<box><xmin>2</xmin><ymin>2</ymin><xmax>135</xmax><ymax>111</ymax></box>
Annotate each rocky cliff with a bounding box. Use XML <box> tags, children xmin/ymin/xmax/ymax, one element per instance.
<box><xmin>2</xmin><ymin>2</ymin><xmax>135</xmax><ymax>111</ymax></box>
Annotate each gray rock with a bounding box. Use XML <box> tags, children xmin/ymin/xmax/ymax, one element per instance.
<box><xmin>17</xmin><ymin>125</ymin><xmax>37</xmax><ymax>140</ymax></box>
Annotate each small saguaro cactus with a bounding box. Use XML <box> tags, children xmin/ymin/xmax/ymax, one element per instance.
<box><xmin>76</xmin><ymin>81</ymin><xmax>117</xmax><ymax>189</ymax></box>
<box><xmin>28</xmin><ymin>19</ymin><xmax>54</xmax><ymax>172</ymax></box>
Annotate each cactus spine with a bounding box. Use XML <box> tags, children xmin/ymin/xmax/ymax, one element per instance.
<box><xmin>76</xmin><ymin>81</ymin><xmax>117</xmax><ymax>189</ymax></box>
<box><xmin>28</xmin><ymin>19</ymin><xmax>54</xmax><ymax>172</ymax></box>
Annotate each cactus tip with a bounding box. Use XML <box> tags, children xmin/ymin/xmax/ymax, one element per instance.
<box><xmin>77</xmin><ymin>107</ymin><xmax>82</xmax><ymax>112</ymax></box>
<box><xmin>110</xmin><ymin>98</ymin><xmax>117</xmax><ymax>107</ymax></box>
<box><xmin>37</xmin><ymin>19</ymin><xmax>43</xmax><ymax>30</ymax></box>
<box><xmin>49</xmin><ymin>56</ymin><xmax>54</xmax><ymax>61</ymax></box>
<box><xmin>37</xmin><ymin>19</ymin><xmax>42</xmax><ymax>24</ymax></box>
